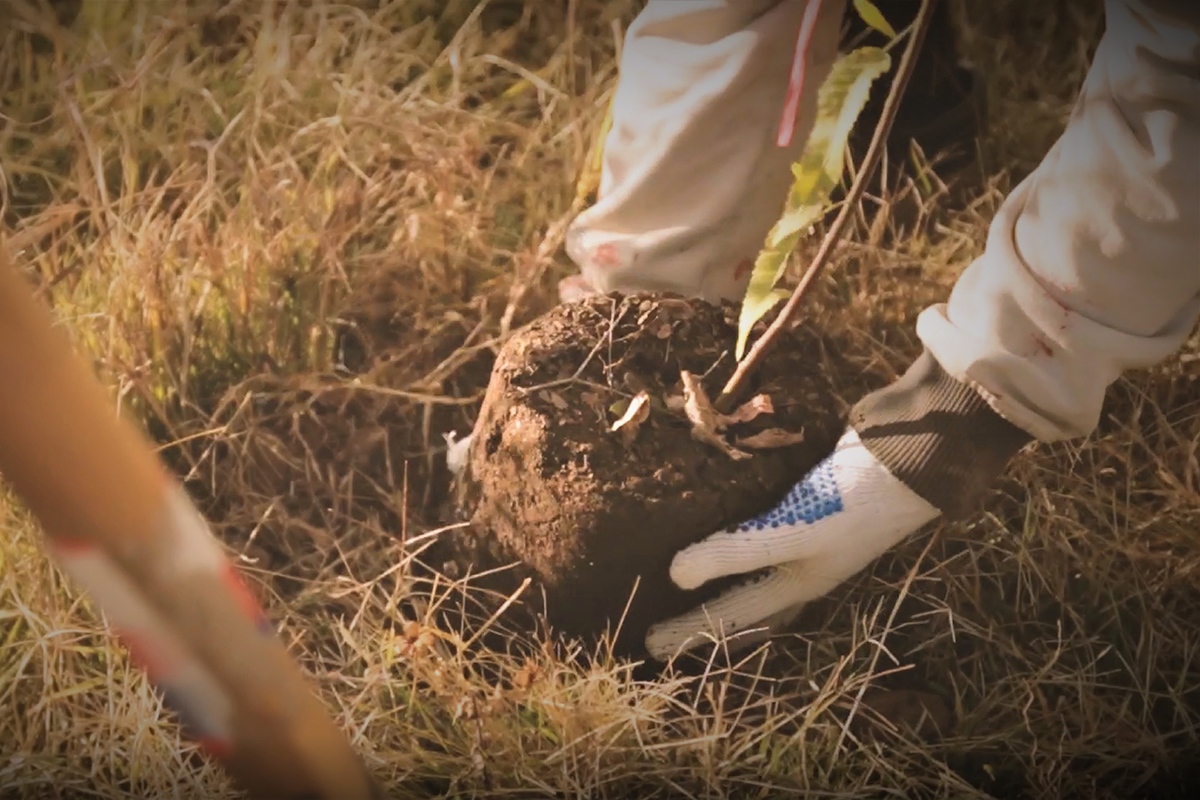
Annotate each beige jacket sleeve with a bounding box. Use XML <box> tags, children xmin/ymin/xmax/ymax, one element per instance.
<box><xmin>564</xmin><ymin>0</ymin><xmax>846</xmax><ymax>304</ymax></box>
<box><xmin>917</xmin><ymin>0</ymin><xmax>1200</xmax><ymax>441</ymax></box>
<box><xmin>568</xmin><ymin>0</ymin><xmax>1200</xmax><ymax>443</ymax></box>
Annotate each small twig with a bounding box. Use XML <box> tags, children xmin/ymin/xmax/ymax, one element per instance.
<box><xmin>701</xmin><ymin>349</ymin><xmax>731</xmax><ymax>381</ymax></box>
<box><xmin>337</xmin><ymin>383</ymin><xmax>484</xmax><ymax>406</ymax></box>
<box><xmin>461</xmin><ymin>577</ymin><xmax>532</xmax><ymax>651</ymax></box>
<box><xmin>516</xmin><ymin>376</ymin><xmax>630</xmax><ymax>399</ymax></box>
<box><xmin>499</xmin><ymin>205</ymin><xmax>580</xmax><ymax>341</ymax></box>
<box><xmin>835</xmin><ymin>530</ymin><xmax>939</xmax><ymax>753</ymax></box>
<box><xmin>716</xmin><ymin>0</ymin><xmax>938</xmax><ymax>413</ymax></box>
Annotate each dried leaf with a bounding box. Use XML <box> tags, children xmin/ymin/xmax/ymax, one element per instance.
<box><xmin>610</xmin><ymin>391</ymin><xmax>651</xmax><ymax>444</ymax></box>
<box><xmin>680</xmin><ymin>371</ymin><xmax>752</xmax><ymax>460</ymax></box>
<box><xmin>610</xmin><ymin>392</ymin><xmax>649</xmax><ymax>432</ymax></box>
<box><xmin>718</xmin><ymin>393</ymin><xmax>775</xmax><ymax>427</ymax></box>
<box><xmin>853</xmin><ymin>0</ymin><xmax>898</xmax><ymax>40</ymax></box>
<box><xmin>679</xmin><ymin>371</ymin><xmax>718</xmax><ymax>429</ymax></box>
<box><xmin>736</xmin><ymin>427</ymin><xmax>806</xmax><ymax>449</ymax></box>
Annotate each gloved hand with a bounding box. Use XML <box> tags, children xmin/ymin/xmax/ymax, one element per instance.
<box><xmin>645</xmin><ymin>350</ymin><xmax>1035</xmax><ymax>661</ymax></box>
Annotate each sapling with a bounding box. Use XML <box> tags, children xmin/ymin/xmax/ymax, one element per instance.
<box><xmin>719</xmin><ymin>0</ymin><xmax>938</xmax><ymax>412</ymax></box>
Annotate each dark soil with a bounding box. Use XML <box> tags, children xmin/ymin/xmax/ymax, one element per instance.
<box><xmin>457</xmin><ymin>292</ymin><xmax>860</xmax><ymax>658</ymax></box>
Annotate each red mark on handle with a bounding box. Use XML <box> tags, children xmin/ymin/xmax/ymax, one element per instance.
<box><xmin>220</xmin><ymin>561</ymin><xmax>274</xmax><ymax>636</ymax></box>
<box><xmin>48</xmin><ymin>537</ymin><xmax>96</xmax><ymax>557</ymax></box>
<box><xmin>114</xmin><ymin>627</ymin><xmax>176</xmax><ymax>681</ymax></box>
<box><xmin>199</xmin><ymin>736</ymin><xmax>233</xmax><ymax>759</ymax></box>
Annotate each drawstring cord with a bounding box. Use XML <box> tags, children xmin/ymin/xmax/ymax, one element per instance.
<box><xmin>777</xmin><ymin>0</ymin><xmax>825</xmax><ymax>147</ymax></box>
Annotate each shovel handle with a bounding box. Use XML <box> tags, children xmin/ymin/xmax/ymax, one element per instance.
<box><xmin>0</xmin><ymin>242</ymin><xmax>382</xmax><ymax>799</ymax></box>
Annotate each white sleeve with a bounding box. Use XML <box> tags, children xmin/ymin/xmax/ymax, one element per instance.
<box><xmin>918</xmin><ymin>0</ymin><xmax>1200</xmax><ymax>442</ymax></box>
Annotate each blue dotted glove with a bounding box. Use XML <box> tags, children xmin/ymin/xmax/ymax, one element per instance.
<box><xmin>644</xmin><ymin>426</ymin><xmax>940</xmax><ymax>661</ymax></box>
<box><xmin>745</xmin><ymin>458</ymin><xmax>845</xmax><ymax>529</ymax></box>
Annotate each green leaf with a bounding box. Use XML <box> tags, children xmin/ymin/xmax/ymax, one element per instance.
<box><xmin>735</xmin><ymin>46</ymin><xmax>892</xmax><ymax>359</ymax></box>
<box><xmin>853</xmin><ymin>0</ymin><xmax>898</xmax><ymax>40</ymax></box>
<box><xmin>738</xmin><ymin>240</ymin><xmax>795</xmax><ymax>351</ymax></box>
<box><xmin>575</xmin><ymin>92</ymin><xmax>616</xmax><ymax>205</ymax></box>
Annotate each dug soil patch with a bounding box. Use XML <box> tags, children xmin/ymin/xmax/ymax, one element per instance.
<box><xmin>458</xmin><ymin>292</ymin><xmax>861</xmax><ymax>658</ymax></box>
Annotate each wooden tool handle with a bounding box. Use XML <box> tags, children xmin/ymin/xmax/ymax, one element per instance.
<box><xmin>0</xmin><ymin>242</ymin><xmax>382</xmax><ymax>800</ymax></box>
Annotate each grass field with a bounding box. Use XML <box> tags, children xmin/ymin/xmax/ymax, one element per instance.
<box><xmin>2</xmin><ymin>1</ymin><xmax>1199</xmax><ymax>798</ymax></box>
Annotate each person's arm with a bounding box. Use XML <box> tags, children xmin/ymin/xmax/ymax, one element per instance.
<box><xmin>912</xmin><ymin>0</ymin><xmax>1200</xmax><ymax>445</ymax></box>
<box><xmin>648</xmin><ymin>0</ymin><xmax>1200</xmax><ymax>660</ymax></box>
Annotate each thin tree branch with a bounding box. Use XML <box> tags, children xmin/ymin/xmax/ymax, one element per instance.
<box><xmin>716</xmin><ymin>0</ymin><xmax>939</xmax><ymax>412</ymax></box>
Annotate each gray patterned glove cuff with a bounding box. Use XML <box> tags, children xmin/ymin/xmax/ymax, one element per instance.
<box><xmin>849</xmin><ymin>350</ymin><xmax>1034</xmax><ymax>520</ymax></box>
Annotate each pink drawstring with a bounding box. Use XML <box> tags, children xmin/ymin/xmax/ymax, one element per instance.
<box><xmin>777</xmin><ymin>0</ymin><xmax>824</xmax><ymax>148</ymax></box>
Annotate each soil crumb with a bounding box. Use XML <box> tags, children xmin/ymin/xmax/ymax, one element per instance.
<box><xmin>459</xmin><ymin>292</ymin><xmax>856</xmax><ymax>658</ymax></box>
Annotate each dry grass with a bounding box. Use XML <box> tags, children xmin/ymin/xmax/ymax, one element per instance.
<box><xmin>1</xmin><ymin>0</ymin><xmax>1198</xmax><ymax>798</ymax></box>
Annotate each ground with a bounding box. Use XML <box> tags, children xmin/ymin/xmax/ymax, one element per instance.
<box><xmin>1</xmin><ymin>1</ymin><xmax>1198</xmax><ymax>799</ymax></box>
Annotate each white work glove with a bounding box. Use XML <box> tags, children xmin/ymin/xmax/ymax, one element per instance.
<box><xmin>645</xmin><ymin>427</ymin><xmax>938</xmax><ymax>659</ymax></box>
<box><xmin>645</xmin><ymin>350</ymin><xmax>1034</xmax><ymax>661</ymax></box>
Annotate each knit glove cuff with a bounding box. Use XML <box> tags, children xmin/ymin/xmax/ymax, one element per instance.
<box><xmin>849</xmin><ymin>350</ymin><xmax>1034</xmax><ymax>520</ymax></box>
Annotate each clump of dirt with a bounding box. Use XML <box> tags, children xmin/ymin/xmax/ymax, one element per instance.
<box><xmin>458</xmin><ymin>292</ymin><xmax>857</xmax><ymax>658</ymax></box>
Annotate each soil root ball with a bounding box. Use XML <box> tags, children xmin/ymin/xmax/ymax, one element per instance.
<box><xmin>462</xmin><ymin>292</ymin><xmax>854</xmax><ymax>657</ymax></box>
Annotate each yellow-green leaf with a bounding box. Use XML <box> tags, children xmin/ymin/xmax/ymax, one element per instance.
<box><xmin>575</xmin><ymin>92</ymin><xmax>616</xmax><ymax>205</ymax></box>
<box><xmin>770</xmin><ymin>202</ymin><xmax>822</xmax><ymax>248</ymax></box>
<box><xmin>735</xmin><ymin>46</ymin><xmax>891</xmax><ymax>358</ymax></box>
<box><xmin>735</xmin><ymin>247</ymin><xmax>791</xmax><ymax>358</ymax></box>
<box><xmin>853</xmin><ymin>0</ymin><xmax>898</xmax><ymax>40</ymax></box>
